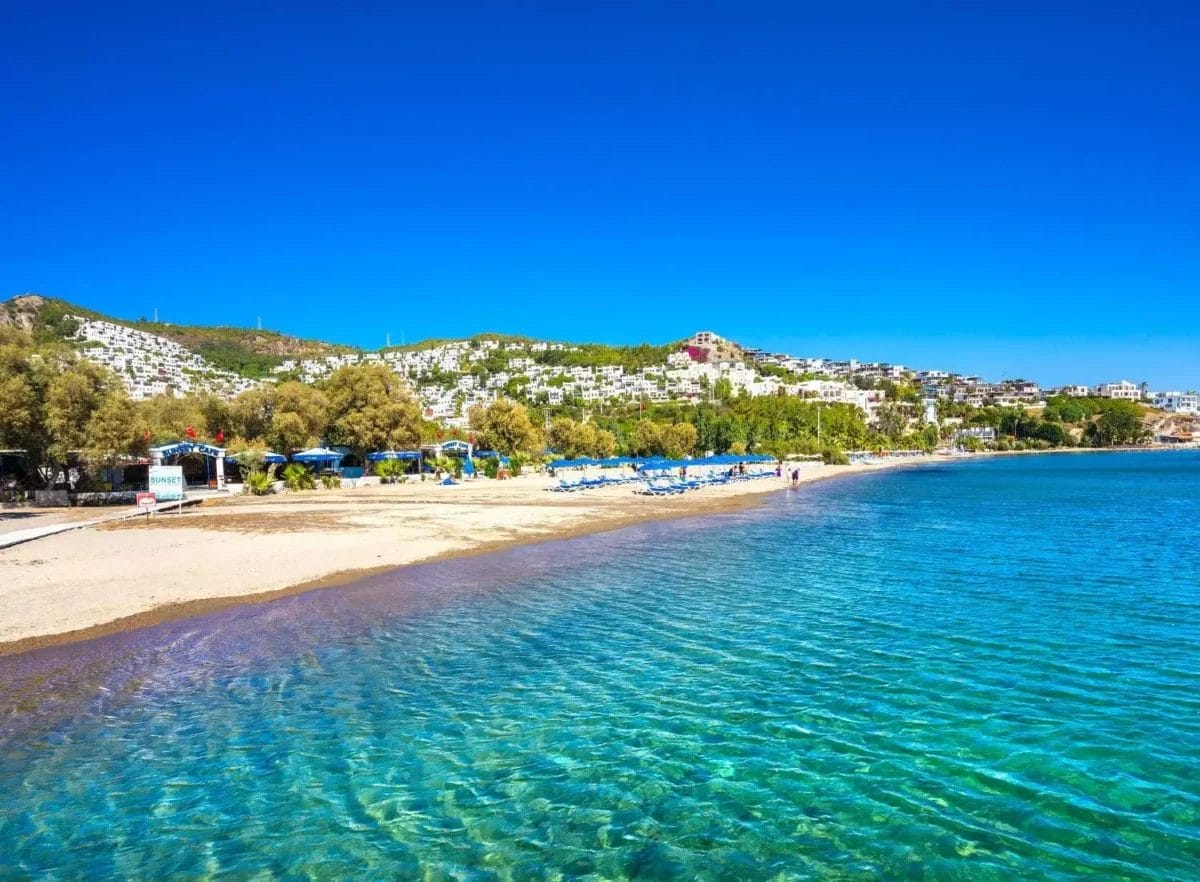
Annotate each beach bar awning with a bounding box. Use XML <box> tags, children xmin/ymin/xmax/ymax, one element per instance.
<box><xmin>549</xmin><ymin>453</ymin><xmax>775</xmax><ymax>471</ymax></box>
<box><xmin>366</xmin><ymin>450</ymin><xmax>422</xmax><ymax>461</ymax></box>
<box><xmin>637</xmin><ymin>453</ymin><xmax>777</xmax><ymax>472</ymax></box>
<box><xmin>292</xmin><ymin>447</ymin><xmax>343</xmax><ymax>464</ymax></box>
<box><xmin>227</xmin><ymin>450</ymin><xmax>286</xmax><ymax>464</ymax></box>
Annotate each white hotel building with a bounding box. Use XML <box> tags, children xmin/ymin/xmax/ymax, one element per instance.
<box><xmin>1152</xmin><ymin>391</ymin><xmax>1199</xmax><ymax>414</ymax></box>
<box><xmin>1094</xmin><ymin>381</ymin><xmax>1142</xmax><ymax>401</ymax></box>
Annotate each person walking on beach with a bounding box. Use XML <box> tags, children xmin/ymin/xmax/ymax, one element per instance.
<box><xmin>791</xmin><ymin>468</ymin><xmax>800</xmax><ymax>487</ymax></box>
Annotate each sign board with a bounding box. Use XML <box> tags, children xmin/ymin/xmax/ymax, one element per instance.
<box><xmin>136</xmin><ymin>492</ymin><xmax>157</xmax><ymax>510</ymax></box>
<box><xmin>148</xmin><ymin>465</ymin><xmax>185</xmax><ymax>501</ymax></box>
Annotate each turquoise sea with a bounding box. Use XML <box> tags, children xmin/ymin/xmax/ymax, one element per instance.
<box><xmin>1</xmin><ymin>451</ymin><xmax>1198</xmax><ymax>880</ymax></box>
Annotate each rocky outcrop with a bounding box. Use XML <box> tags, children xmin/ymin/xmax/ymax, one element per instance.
<box><xmin>0</xmin><ymin>294</ymin><xmax>47</xmax><ymax>332</ymax></box>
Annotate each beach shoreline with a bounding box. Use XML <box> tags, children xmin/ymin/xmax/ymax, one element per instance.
<box><xmin>0</xmin><ymin>458</ymin><xmax>932</xmax><ymax>657</ymax></box>
<box><xmin>0</xmin><ymin>448</ymin><xmax>1174</xmax><ymax>657</ymax></box>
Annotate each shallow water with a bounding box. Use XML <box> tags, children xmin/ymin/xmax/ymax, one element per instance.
<box><xmin>1</xmin><ymin>451</ymin><xmax>1198</xmax><ymax>880</ymax></box>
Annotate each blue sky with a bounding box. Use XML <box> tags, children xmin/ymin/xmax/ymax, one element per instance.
<box><xmin>2</xmin><ymin>2</ymin><xmax>1197</xmax><ymax>387</ymax></box>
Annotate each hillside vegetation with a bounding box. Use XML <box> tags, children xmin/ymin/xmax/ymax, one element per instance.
<box><xmin>2</xmin><ymin>294</ymin><xmax>356</xmax><ymax>378</ymax></box>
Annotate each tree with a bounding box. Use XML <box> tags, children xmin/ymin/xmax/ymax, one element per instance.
<box><xmin>82</xmin><ymin>393</ymin><xmax>145</xmax><ymax>469</ymax></box>
<box><xmin>547</xmin><ymin>417</ymin><xmax>614</xmax><ymax>459</ymax></box>
<box><xmin>43</xmin><ymin>360</ymin><xmax>115</xmax><ymax>467</ymax></box>
<box><xmin>0</xmin><ymin>333</ymin><xmax>45</xmax><ymax>460</ymax></box>
<box><xmin>470</xmin><ymin>398</ymin><xmax>541</xmax><ymax>455</ymax></box>
<box><xmin>0</xmin><ymin>329</ymin><xmax>133</xmax><ymax>486</ymax></box>
<box><xmin>270</xmin><ymin>381</ymin><xmax>330</xmax><ymax>452</ymax></box>
<box><xmin>873</xmin><ymin>402</ymin><xmax>908</xmax><ymax>441</ymax></box>
<box><xmin>548</xmin><ymin>417</ymin><xmax>591</xmax><ymax>459</ymax></box>
<box><xmin>192</xmin><ymin>393</ymin><xmax>232</xmax><ymax>441</ymax></box>
<box><xmin>1085</xmin><ymin>405</ymin><xmax>1149</xmax><ymax>447</ymax></box>
<box><xmin>661</xmin><ymin>422</ymin><xmax>698</xmax><ymax>458</ymax></box>
<box><xmin>323</xmin><ymin>364</ymin><xmax>424</xmax><ymax>456</ymax></box>
<box><xmin>140</xmin><ymin>394</ymin><xmax>209</xmax><ymax>444</ymax></box>
<box><xmin>228</xmin><ymin>385</ymin><xmax>274</xmax><ymax>441</ymax></box>
<box><xmin>630</xmin><ymin>419</ymin><xmax>664</xmax><ymax>456</ymax></box>
<box><xmin>593</xmin><ymin>427</ymin><xmax>616</xmax><ymax>458</ymax></box>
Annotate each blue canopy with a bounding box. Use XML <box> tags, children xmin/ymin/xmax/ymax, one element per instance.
<box><xmin>636</xmin><ymin>453</ymin><xmax>777</xmax><ymax>472</ymax></box>
<box><xmin>462</xmin><ymin>457</ymin><xmax>476</xmax><ymax>476</ymax></box>
<box><xmin>227</xmin><ymin>450</ymin><xmax>286</xmax><ymax>465</ymax></box>
<box><xmin>367</xmin><ymin>450</ymin><xmax>422</xmax><ymax>461</ymax></box>
<box><xmin>292</xmin><ymin>447</ymin><xmax>343</xmax><ymax>464</ymax></box>
<box><xmin>549</xmin><ymin>456</ymin><xmax>645</xmax><ymax>470</ymax></box>
<box><xmin>550</xmin><ymin>454</ymin><xmax>775</xmax><ymax>471</ymax></box>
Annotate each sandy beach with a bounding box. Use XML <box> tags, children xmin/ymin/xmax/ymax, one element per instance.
<box><xmin>0</xmin><ymin>457</ymin><xmax>951</xmax><ymax>655</ymax></box>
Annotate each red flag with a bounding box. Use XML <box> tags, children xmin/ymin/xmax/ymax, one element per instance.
<box><xmin>215</xmin><ymin>429</ymin><xmax>225</xmax><ymax>443</ymax></box>
<box><xmin>186</xmin><ymin>425</ymin><xmax>196</xmax><ymax>439</ymax></box>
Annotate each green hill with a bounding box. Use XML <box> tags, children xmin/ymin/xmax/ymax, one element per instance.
<box><xmin>2</xmin><ymin>293</ymin><xmax>696</xmax><ymax>380</ymax></box>
<box><xmin>2</xmin><ymin>293</ymin><xmax>357</xmax><ymax>378</ymax></box>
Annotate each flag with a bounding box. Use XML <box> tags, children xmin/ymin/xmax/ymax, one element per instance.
<box><xmin>186</xmin><ymin>425</ymin><xmax>196</xmax><ymax>439</ymax></box>
<box><xmin>215</xmin><ymin>429</ymin><xmax>225</xmax><ymax>443</ymax></box>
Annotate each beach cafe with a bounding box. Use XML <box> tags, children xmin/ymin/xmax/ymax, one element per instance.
<box><xmin>151</xmin><ymin>441</ymin><xmax>227</xmax><ymax>490</ymax></box>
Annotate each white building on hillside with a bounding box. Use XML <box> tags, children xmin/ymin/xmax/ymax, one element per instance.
<box><xmin>1152</xmin><ymin>391</ymin><xmax>1199</xmax><ymax>414</ymax></box>
<box><xmin>1094</xmin><ymin>381</ymin><xmax>1141</xmax><ymax>401</ymax></box>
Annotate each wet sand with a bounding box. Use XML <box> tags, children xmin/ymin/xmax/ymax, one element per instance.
<box><xmin>0</xmin><ymin>458</ymin><xmax>952</xmax><ymax>656</ymax></box>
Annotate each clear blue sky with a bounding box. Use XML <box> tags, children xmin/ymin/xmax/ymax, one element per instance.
<box><xmin>3</xmin><ymin>2</ymin><xmax>1197</xmax><ymax>387</ymax></box>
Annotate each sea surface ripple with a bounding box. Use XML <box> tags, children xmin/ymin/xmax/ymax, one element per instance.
<box><xmin>1</xmin><ymin>451</ymin><xmax>1198</xmax><ymax>880</ymax></box>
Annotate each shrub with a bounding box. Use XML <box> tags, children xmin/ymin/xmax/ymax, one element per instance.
<box><xmin>508</xmin><ymin>452</ymin><xmax>528</xmax><ymax>476</ymax></box>
<box><xmin>821</xmin><ymin>445</ymin><xmax>849</xmax><ymax>466</ymax></box>
<box><xmin>321</xmin><ymin>473</ymin><xmax>341</xmax><ymax>489</ymax></box>
<box><xmin>481</xmin><ymin>457</ymin><xmax>501</xmax><ymax>479</ymax></box>
<box><xmin>375</xmin><ymin>458</ymin><xmax>407</xmax><ymax>484</ymax></box>
<box><xmin>282</xmin><ymin>462</ymin><xmax>315</xmax><ymax>491</ymax></box>
<box><xmin>243</xmin><ymin>469</ymin><xmax>274</xmax><ymax>496</ymax></box>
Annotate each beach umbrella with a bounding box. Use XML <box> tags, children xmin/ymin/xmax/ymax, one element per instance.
<box><xmin>366</xmin><ymin>450</ymin><xmax>422</xmax><ymax>461</ymax></box>
<box><xmin>292</xmin><ymin>447</ymin><xmax>343</xmax><ymax>465</ymax></box>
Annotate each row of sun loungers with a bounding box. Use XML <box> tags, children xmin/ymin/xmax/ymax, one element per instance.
<box><xmin>546</xmin><ymin>474</ymin><xmax>642</xmax><ymax>493</ymax></box>
<box><xmin>549</xmin><ymin>469</ymin><xmax>778</xmax><ymax>495</ymax></box>
<box><xmin>632</xmin><ymin>471</ymin><xmax>775</xmax><ymax>496</ymax></box>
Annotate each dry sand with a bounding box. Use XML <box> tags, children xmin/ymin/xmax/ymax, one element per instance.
<box><xmin>0</xmin><ymin>457</ymin><xmax>949</xmax><ymax>655</ymax></box>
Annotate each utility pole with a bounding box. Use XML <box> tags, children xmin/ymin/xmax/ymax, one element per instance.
<box><xmin>257</xmin><ymin>316</ymin><xmax>263</xmax><ymax>330</ymax></box>
<box><xmin>153</xmin><ymin>307</ymin><xmax>158</xmax><ymax>322</ymax></box>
